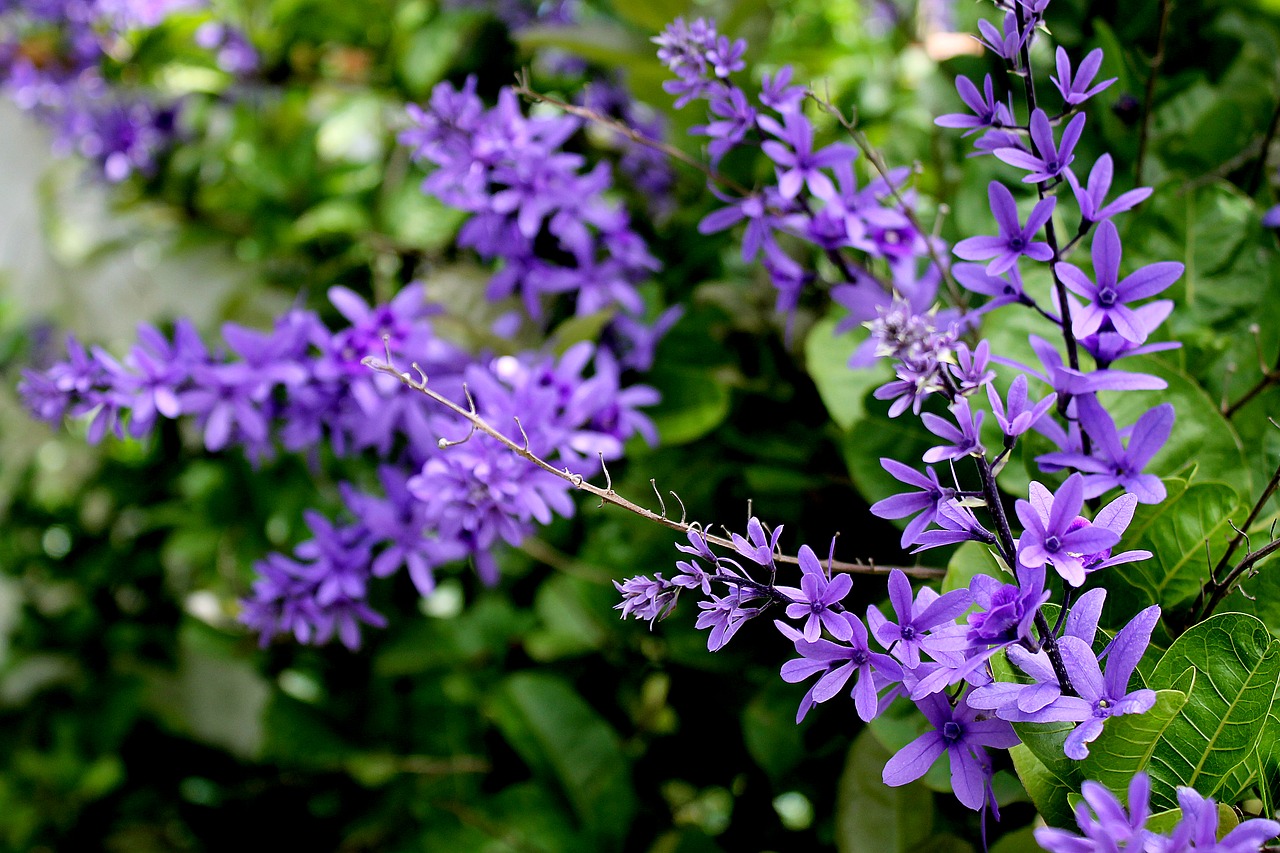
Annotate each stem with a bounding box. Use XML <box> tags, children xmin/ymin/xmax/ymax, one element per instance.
<box><xmin>1223</xmin><ymin>347</ymin><xmax>1280</xmax><ymax>418</ymax></box>
<box><xmin>1200</xmin><ymin>537</ymin><xmax>1280</xmax><ymax>621</ymax></box>
<box><xmin>363</xmin><ymin>352</ymin><xmax>945</xmax><ymax>580</ymax></box>
<box><xmin>973</xmin><ymin>451</ymin><xmax>1076</xmax><ymax>696</ymax></box>
<box><xmin>1135</xmin><ymin>0</ymin><xmax>1173</xmax><ymax>186</ymax></box>
<box><xmin>1246</xmin><ymin>95</ymin><xmax>1280</xmax><ymax>196</ymax></box>
<box><xmin>1187</xmin><ymin>455</ymin><xmax>1280</xmax><ymax>626</ymax></box>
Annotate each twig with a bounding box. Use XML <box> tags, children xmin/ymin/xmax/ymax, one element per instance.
<box><xmin>1135</xmin><ymin>0</ymin><xmax>1173</xmax><ymax>186</ymax></box>
<box><xmin>362</xmin><ymin>351</ymin><xmax>943</xmax><ymax>579</ymax></box>
<box><xmin>1223</xmin><ymin>342</ymin><xmax>1280</xmax><ymax>418</ymax></box>
<box><xmin>1187</xmin><ymin>450</ymin><xmax>1280</xmax><ymax>625</ymax></box>
<box><xmin>1246</xmin><ymin>94</ymin><xmax>1280</xmax><ymax>195</ymax></box>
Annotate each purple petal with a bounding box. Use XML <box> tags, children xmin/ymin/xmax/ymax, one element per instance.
<box><xmin>882</xmin><ymin>732</ymin><xmax>946</xmax><ymax>787</ymax></box>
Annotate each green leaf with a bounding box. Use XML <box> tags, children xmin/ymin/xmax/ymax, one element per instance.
<box><xmin>1009</xmin><ymin>743</ymin><xmax>1075</xmax><ymax>828</ymax></box>
<box><xmin>989</xmin><ymin>826</ymin><xmax>1043</xmax><ymax>853</ymax></box>
<box><xmin>835</xmin><ymin>729</ymin><xmax>935</xmax><ymax>853</ymax></box>
<box><xmin>487</xmin><ymin>672</ymin><xmax>636</xmax><ymax>848</ymax></box>
<box><xmin>1011</xmin><ymin>720</ymin><xmax>1081</xmax><ymax>791</ymax></box>
<box><xmin>804</xmin><ymin>316</ymin><xmax>889</xmax><ymax>431</ymax></box>
<box><xmin>1146</xmin><ymin>613</ymin><xmax>1280</xmax><ymax>809</ymax></box>
<box><xmin>1077</xmin><ymin>671</ymin><xmax>1192</xmax><ymax>794</ymax></box>
<box><xmin>942</xmin><ymin>540</ymin><xmax>1009</xmax><ymax>594</ymax></box>
<box><xmin>646</xmin><ymin>365</ymin><xmax>732</xmax><ymax>445</ymax></box>
<box><xmin>1109</xmin><ymin>478</ymin><xmax>1244</xmax><ymax>612</ymax></box>
<box><xmin>1146</xmin><ymin>804</ymin><xmax>1240</xmax><ymax>838</ymax></box>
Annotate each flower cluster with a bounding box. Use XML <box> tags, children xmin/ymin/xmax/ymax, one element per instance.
<box><xmin>655</xmin><ymin>16</ymin><xmax>948</xmax><ymax>335</ymax></box>
<box><xmin>0</xmin><ymin>0</ymin><xmax>256</xmax><ymax>180</ymax></box>
<box><xmin>399</xmin><ymin>77</ymin><xmax>676</xmax><ymax>370</ymax></box>
<box><xmin>22</xmin><ymin>284</ymin><xmax>659</xmax><ymax>648</ymax></box>
<box><xmin>615</xmin><ymin>0</ymin><xmax>1209</xmax><ymax>833</ymax></box>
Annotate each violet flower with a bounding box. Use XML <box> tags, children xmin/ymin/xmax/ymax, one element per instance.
<box><xmin>881</xmin><ymin>691</ymin><xmax>1019</xmax><ymax>811</ymax></box>
<box><xmin>777</xmin><ymin>614</ymin><xmax>903</xmax><ymax>722</ymax></box>
<box><xmin>935</xmin><ymin>74</ymin><xmax>1012</xmax><ymax>136</ymax></box>
<box><xmin>758</xmin><ymin>110</ymin><xmax>857</xmax><ymax>200</ymax></box>
<box><xmin>1055</xmin><ymin>220</ymin><xmax>1184</xmax><ymax>342</ymax></box>
<box><xmin>1039</xmin><ymin>395</ymin><xmax>1173</xmax><ymax>504</ymax></box>
<box><xmin>776</xmin><ymin>544</ymin><xmax>854</xmax><ymax>641</ymax></box>
<box><xmin>1014</xmin><ymin>474</ymin><xmax>1121</xmax><ymax>587</ymax></box>
<box><xmin>922</xmin><ymin>397</ymin><xmax>985</xmax><ymax>463</ymax></box>
<box><xmin>867</xmin><ymin>569</ymin><xmax>973</xmax><ymax>668</ymax></box>
<box><xmin>1067</xmin><ymin>154</ymin><xmax>1153</xmax><ymax>223</ymax></box>
<box><xmin>1035</xmin><ymin>773</ymin><xmax>1154</xmax><ymax>852</ymax></box>
<box><xmin>987</xmin><ymin>374</ymin><xmax>1057</xmax><ymax>438</ymax></box>
<box><xmin>1050</xmin><ymin>47</ymin><xmax>1116</xmax><ymax>106</ymax></box>
<box><xmin>953</xmin><ymin>181</ymin><xmax>1056</xmax><ymax>275</ymax></box>
<box><xmin>869</xmin><ymin>459</ymin><xmax>956</xmax><ymax>548</ymax></box>
<box><xmin>995</xmin><ymin>110</ymin><xmax>1085</xmax><ymax>184</ymax></box>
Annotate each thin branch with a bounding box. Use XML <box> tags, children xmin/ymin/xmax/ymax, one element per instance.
<box><xmin>1135</xmin><ymin>0</ymin><xmax>1173</xmax><ymax>186</ymax></box>
<box><xmin>363</xmin><ymin>352</ymin><xmax>944</xmax><ymax>579</ymax></box>
<box><xmin>809</xmin><ymin>91</ymin><xmax>968</xmax><ymax>310</ymax></box>
<box><xmin>1223</xmin><ymin>342</ymin><xmax>1280</xmax><ymax>418</ymax></box>
<box><xmin>1201</xmin><ymin>536</ymin><xmax>1280</xmax><ymax>621</ymax></box>
<box><xmin>1247</xmin><ymin>93</ymin><xmax>1280</xmax><ymax>195</ymax></box>
<box><xmin>512</xmin><ymin>70</ymin><xmax>753</xmax><ymax>197</ymax></box>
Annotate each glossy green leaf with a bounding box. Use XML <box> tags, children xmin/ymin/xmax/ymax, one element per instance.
<box><xmin>1111</xmin><ymin>478</ymin><xmax>1243</xmax><ymax>611</ymax></box>
<box><xmin>1010</xmin><ymin>743</ymin><xmax>1075</xmax><ymax>828</ymax></box>
<box><xmin>1011</xmin><ymin>720</ymin><xmax>1081</xmax><ymax>791</ymax></box>
<box><xmin>804</xmin><ymin>315</ymin><xmax>889</xmax><ymax>431</ymax></box>
<box><xmin>487</xmin><ymin>672</ymin><xmax>636</xmax><ymax>848</ymax></box>
<box><xmin>835</xmin><ymin>729</ymin><xmax>935</xmax><ymax>853</ymax></box>
<box><xmin>1077</xmin><ymin>671</ymin><xmax>1192</xmax><ymax>794</ymax></box>
<box><xmin>1146</xmin><ymin>613</ymin><xmax>1280</xmax><ymax>809</ymax></box>
<box><xmin>1146</xmin><ymin>804</ymin><xmax>1240</xmax><ymax>837</ymax></box>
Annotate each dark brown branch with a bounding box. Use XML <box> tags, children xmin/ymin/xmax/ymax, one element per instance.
<box><xmin>1135</xmin><ymin>0</ymin><xmax>1173</xmax><ymax>186</ymax></box>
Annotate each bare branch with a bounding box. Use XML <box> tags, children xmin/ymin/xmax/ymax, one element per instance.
<box><xmin>362</xmin><ymin>352</ymin><xmax>943</xmax><ymax>579</ymax></box>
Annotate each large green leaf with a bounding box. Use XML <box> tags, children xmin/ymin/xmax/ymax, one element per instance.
<box><xmin>1110</xmin><ymin>478</ymin><xmax>1244</xmax><ymax>612</ymax></box>
<box><xmin>1010</xmin><ymin>743</ymin><xmax>1075</xmax><ymax>828</ymax></box>
<box><xmin>487</xmin><ymin>672</ymin><xmax>636</xmax><ymax>848</ymax></box>
<box><xmin>835</xmin><ymin>729</ymin><xmax>935</xmax><ymax>853</ymax></box>
<box><xmin>1077</xmin><ymin>671</ymin><xmax>1192</xmax><ymax>795</ymax></box>
<box><xmin>804</xmin><ymin>316</ymin><xmax>889</xmax><ymax>431</ymax></box>
<box><xmin>1146</xmin><ymin>613</ymin><xmax>1280</xmax><ymax>809</ymax></box>
<box><xmin>1011</xmin><ymin>720</ymin><xmax>1081</xmax><ymax>792</ymax></box>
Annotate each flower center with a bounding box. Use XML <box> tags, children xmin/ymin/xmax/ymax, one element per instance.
<box><xmin>900</xmin><ymin>625</ymin><xmax>917</xmax><ymax>641</ymax></box>
<box><xmin>1044</xmin><ymin>535</ymin><xmax>1062</xmax><ymax>553</ymax></box>
<box><xmin>942</xmin><ymin>721</ymin><xmax>963</xmax><ymax>743</ymax></box>
<box><xmin>1097</xmin><ymin>287</ymin><xmax>1118</xmax><ymax>307</ymax></box>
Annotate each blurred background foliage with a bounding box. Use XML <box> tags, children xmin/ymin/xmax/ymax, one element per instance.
<box><xmin>2</xmin><ymin>0</ymin><xmax>1280</xmax><ymax>850</ymax></box>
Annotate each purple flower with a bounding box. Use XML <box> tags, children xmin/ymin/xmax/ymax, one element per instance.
<box><xmin>614</xmin><ymin>574</ymin><xmax>680</xmax><ymax>623</ymax></box>
<box><xmin>995</xmin><ymin>110</ymin><xmax>1086</xmax><ymax>183</ymax></box>
<box><xmin>1163</xmin><ymin>786</ymin><xmax>1280</xmax><ymax>853</ymax></box>
<box><xmin>935</xmin><ymin>74</ymin><xmax>1012</xmax><ymax>136</ymax></box>
<box><xmin>777</xmin><ymin>614</ymin><xmax>903</xmax><ymax>722</ymax></box>
<box><xmin>881</xmin><ymin>691</ymin><xmax>1019</xmax><ymax>811</ymax></box>
<box><xmin>758</xmin><ymin>110</ymin><xmax>856</xmax><ymax>200</ymax></box>
<box><xmin>1039</xmin><ymin>395</ymin><xmax>1173</xmax><ymax>504</ymax></box>
<box><xmin>867</xmin><ymin>569</ymin><xmax>973</xmax><ymax>668</ymax></box>
<box><xmin>1056</xmin><ymin>220</ymin><xmax>1184</xmax><ymax>342</ymax></box>
<box><xmin>1265</xmin><ymin>204</ymin><xmax>1280</xmax><ymax>229</ymax></box>
<box><xmin>1050</xmin><ymin>47</ymin><xmax>1116</xmax><ymax>106</ymax></box>
<box><xmin>987</xmin><ymin>374</ymin><xmax>1057</xmax><ymax>438</ymax></box>
<box><xmin>976</xmin><ymin>12</ymin><xmax>1028</xmax><ymax>63</ymax></box>
<box><xmin>911</xmin><ymin>500</ymin><xmax>996</xmax><ymax>551</ymax></box>
<box><xmin>696</xmin><ymin>588</ymin><xmax>764</xmax><ymax>650</ymax></box>
<box><xmin>1051</xmin><ymin>605</ymin><xmax>1161</xmax><ymax>759</ymax></box>
<box><xmin>694</xmin><ymin>87</ymin><xmax>756</xmax><ymax>162</ymax></box>
<box><xmin>922</xmin><ymin>397</ymin><xmax>985</xmax><ymax>463</ymax></box>
<box><xmin>1035</xmin><ymin>773</ymin><xmax>1154</xmax><ymax>852</ymax></box>
<box><xmin>759</xmin><ymin>66</ymin><xmax>806</xmax><ymax>112</ymax></box>
<box><xmin>954</xmin><ymin>181</ymin><xmax>1056</xmax><ymax>275</ymax></box>
<box><xmin>949</xmin><ymin>340</ymin><xmax>996</xmax><ymax>392</ymax></box>
<box><xmin>965</xmin><ymin>566</ymin><xmax>1048</xmax><ymax>646</ymax></box>
<box><xmin>1014</xmin><ymin>474</ymin><xmax>1121</xmax><ymax>586</ymax></box>
<box><xmin>1067</xmin><ymin>154</ymin><xmax>1153</xmax><ymax>223</ymax></box>
<box><xmin>869</xmin><ymin>459</ymin><xmax>956</xmax><ymax>548</ymax></box>
<box><xmin>776</xmin><ymin>544</ymin><xmax>853</xmax><ymax>641</ymax></box>
<box><xmin>730</xmin><ymin>516</ymin><xmax>783</xmax><ymax>567</ymax></box>
<box><xmin>952</xmin><ymin>262</ymin><xmax>1027</xmax><ymax>311</ymax></box>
